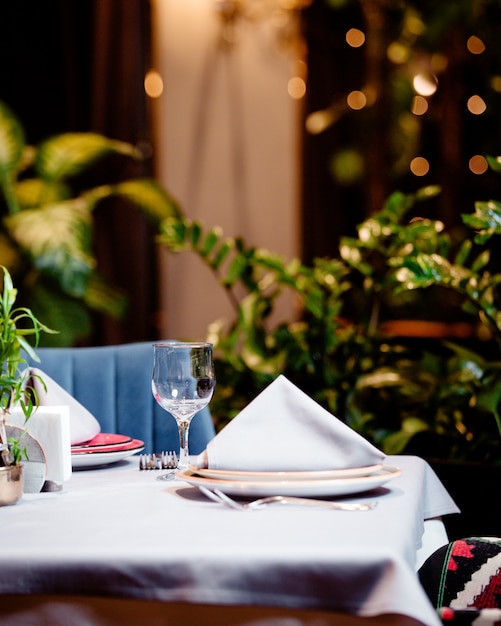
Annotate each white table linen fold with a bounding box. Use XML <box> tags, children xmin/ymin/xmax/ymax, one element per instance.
<box><xmin>0</xmin><ymin>455</ymin><xmax>458</xmax><ymax>626</ymax></box>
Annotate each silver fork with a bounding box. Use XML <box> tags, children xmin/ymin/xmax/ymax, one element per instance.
<box><xmin>139</xmin><ymin>451</ymin><xmax>178</xmax><ymax>470</ymax></box>
<box><xmin>198</xmin><ymin>486</ymin><xmax>377</xmax><ymax>511</ymax></box>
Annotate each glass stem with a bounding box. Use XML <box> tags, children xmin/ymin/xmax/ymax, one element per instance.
<box><xmin>177</xmin><ymin>419</ymin><xmax>191</xmax><ymax>469</ymax></box>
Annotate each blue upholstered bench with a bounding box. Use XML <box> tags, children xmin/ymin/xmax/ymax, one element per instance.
<box><xmin>30</xmin><ymin>342</ymin><xmax>216</xmax><ymax>455</ymax></box>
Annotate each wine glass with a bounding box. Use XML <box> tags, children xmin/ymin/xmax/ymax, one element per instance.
<box><xmin>152</xmin><ymin>342</ymin><xmax>215</xmax><ymax>471</ymax></box>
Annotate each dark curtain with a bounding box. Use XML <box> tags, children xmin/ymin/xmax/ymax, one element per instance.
<box><xmin>0</xmin><ymin>0</ymin><xmax>158</xmax><ymax>346</ymax></box>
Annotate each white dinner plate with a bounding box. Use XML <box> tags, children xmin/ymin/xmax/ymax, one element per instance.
<box><xmin>189</xmin><ymin>464</ymin><xmax>383</xmax><ymax>482</ymax></box>
<box><xmin>71</xmin><ymin>441</ymin><xmax>144</xmax><ymax>469</ymax></box>
<box><xmin>177</xmin><ymin>465</ymin><xmax>402</xmax><ymax>498</ymax></box>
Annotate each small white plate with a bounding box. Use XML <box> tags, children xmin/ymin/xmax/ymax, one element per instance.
<box><xmin>177</xmin><ymin>465</ymin><xmax>402</xmax><ymax>498</ymax></box>
<box><xmin>189</xmin><ymin>464</ymin><xmax>383</xmax><ymax>482</ymax></box>
<box><xmin>71</xmin><ymin>436</ymin><xmax>143</xmax><ymax>455</ymax></box>
<box><xmin>71</xmin><ymin>443</ymin><xmax>144</xmax><ymax>469</ymax></box>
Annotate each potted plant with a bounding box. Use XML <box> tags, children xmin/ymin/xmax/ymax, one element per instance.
<box><xmin>157</xmin><ymin>166</ymin><xmax>501</xmax><ymax>537</ymax></box>
<box><xmin>0</xmin><ymin>265</ymin><xmax>55</xmax><ymax>505</ymax></box>
<box><xmin>0</xmin><ymin>100</ymin><xmax>181</xmax><ymax>346</ymax></box>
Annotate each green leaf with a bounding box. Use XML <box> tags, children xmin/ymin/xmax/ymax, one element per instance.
<box><xmin>463</xmin><ymin>200</ymin><xmax>501</xmax><ymax>242</ymax></box>
<box><xmin>112</xmin><ymin>179</ymin><xmax>181</xmax><ymax>222</ymax></box>
<box><xmin>158</xmin><ymin>217</ymin><xmax>188</xmax><ymax>250</ymax></box>
<box><xmin>454</xmin><ymin>239</ymin><xmax>472</xmax><ymax>266</ymax></box>
<box><xmin>414</xmin><ymin>185</ymin><xmax>441</xmax><ymax>201</ymax></box>
<box><xmin>35</xmin><ymin>133</ymin><xmax>140</xmax><ymax>181</ymax></box>
<box><xmin>83</xmin><ymin>273</ymin><xmax>127</xmax><ymax>319</ymax></box>
<box><xmin>26</xmin><ymin>280</ymin><xmax>93</xmax><ymax>347</ymax></box>
<box><xmin>190</xmin><ymin>222</ymin><xmax>202</xmax><ymax>247</ymax></box>
<box><xmin>383</xmin><ymin>190</ymin><xmax>413</xmax><ymax>218</ymax></box>
<box><xmin>5</xmin><ymin>199</ymin><xmax>94</xmax><ymax>296</ymax></box>
<box><xmin>471</xmin><ymin>249</ymin><xmax>490</xmax><ymax>273</ymax></box>
<box><xmin>201</xmin><ymin>227</ymin><xmax>223</xmax><ymax>257</ymax></box>
<box><xmin>0</xmin><ymin>101</ymin><xmax>25</xmax><ymax>180</ymax></box>
<box><xmin>211</xmin><ymin>240</ymin><xmax>233</xmax><ymax>269</ymax></box>
<box><xmin>486</xmin><ymin>155</ymin><xmax>501</xmax><ymax>173</ymax></box>
<box><xmin>15</xmin><ymin>178</ymin><xmax>70</xmax><ymax>209</ymax></box>
<box><xmin>225</xmin><ymin>253</ymin><xmax>248</xmax><ymax>285</ymax></box>
<box><xmin>382</xmin><ymin>418</ymin><xmax>429</xmax><ymax>454</ymax></box>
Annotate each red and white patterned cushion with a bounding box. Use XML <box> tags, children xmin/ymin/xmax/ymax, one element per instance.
<box><xmin>419</xmin><ymin>537</ymin><xmax>501</xmax><ymax>625</ymax></box>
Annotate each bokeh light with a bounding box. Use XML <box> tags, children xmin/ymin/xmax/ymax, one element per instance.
<box><xmin>387</xmin><ymin>42</ymin><xmax>409</xmax><ymax>64</ymax></box>
<box><xmin>469</xmin><ymin>155</ymin><xmax>488</xmax><ymax>174</ymax></box>
<box><xmin>347</xmin><ymin>90</ymin><xmax>367</xmax><ymax>110</ymax></box>
<box><xmin>467</xmin><ymin>95</ymin><xmax>487</xmax><ymax>114</ymax></box>
<box><xmin>411</xmin><ymin>96</ymin><xmax>428</xmax><ymax>115</ymax></box>
<box><xmin>413</xmin><ymin>73</ymin><xmax>438</xmax><ymax>96</ymax></box>
<box><xmin>410</xmin><ymin>157</ymin><xmax>430</xmax><ymax>176</ymax></box>
<box><xmin>346</xmin><ymin>28</ymin><xmax>365</xmax><ymax>48</ymax></box>
<box><xmin>288</xmin><ymin>76</ymin><xmax>306</xmax><ymax>99</ymax></box>
<box><xmin>144</xmin><ymin>70</ymin><xmax>163</xmax><ymax>98</ymax></box>
<box><xmin>467</xmin><ymin>36</ymin><xmax>486</xmax><ymax>54</ymax></box>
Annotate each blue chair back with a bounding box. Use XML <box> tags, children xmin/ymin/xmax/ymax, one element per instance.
<box><xmin>30</xmin><ymin>342</ymin><xmax>216</xmax><ymax>455</ymax></box>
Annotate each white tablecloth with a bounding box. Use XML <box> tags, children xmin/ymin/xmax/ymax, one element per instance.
<box><xmin>0</xmin><ymin>455</ymin><xmax>458</xmax><ymax>626</ymax></box>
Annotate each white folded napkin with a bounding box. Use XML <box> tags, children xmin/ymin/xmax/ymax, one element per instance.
<box><xmin>29</xmin><ymin>368</ymin><xmax>101</xmax><ymax>445</ymax></box>
<box><xmin>195</xmin><ymin>375</ymin><xmax>385</xmax><ymax>471</ymax></box>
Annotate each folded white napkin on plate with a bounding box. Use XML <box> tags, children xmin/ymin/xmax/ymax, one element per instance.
<box><xmin>195</xmin><ymin>375</ymin><xmax>385</xmax><ymax>471</ymax></box>
<box><xmin>30</xmin><ymin>367</ymin><xmax>101</xmax><ymax>445</ymax></box>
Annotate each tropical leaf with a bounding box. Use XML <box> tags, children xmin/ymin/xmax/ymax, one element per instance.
<box><xmin>486</xmin><ymin>155</ymin><xmax>501</xmax><ymax>173</ymax></box>
<box><xmin>201</xmin><ymin>227</ymin><xmax>223</xmax><ymax>257</ymax></box>
<box><xmin>35</xmin><ymin>133</ymin><xmax>140</xmax><ymax>181</ymax></box>
<box><xmin>14</xmin><ymin>178</ymin><xmax>70</xmax><ymax>209</ymax></box>
<box><xmin>0</xmin><ymin>101</ymin><xmax>25</xmax><ymax>180</ymax></box>
<box><xmin>83</xmin><ymin>273</ymin><xmax>127</xmax><ymax>319</ymax></box>
<box><xmin>0</xmin><ymin>232</ymin><xmax>21</xmax><ymax>271</ymax></box>
<box><xmin>463</xmin><ymin>200</ymin><xmax>501</xmax><ymax>243</ymax></box>
<box><xmin>4</xmin><ymin>199</ymin><xmax>94</xmax><ymax>296</ymax></box>
<box><xmin>111</xmin><ymin>179</ymin><xmax>181</xmax><ymax>222</ymax></box>
<box><xmin>0</xmin><ymin>98</ymin><xmax>188</xmax><ymax>345</ymax></box>
<box><xmin>382</xmin><ymin>417</ymin><xmax>430</xmax><ymax>454</ymax></box>
<box><xmin>23</xmin><ymin>279</ymin><xmax>93</xmax><ymax>348</ymax></box>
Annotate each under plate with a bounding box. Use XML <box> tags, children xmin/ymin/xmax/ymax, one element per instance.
<box><xmin>177</xmin><ymin>465</ymin><xmax>402</xmax><ymax>498</ymax></box>
<box><xmin>189</xmin><ymin>464</ymin><xmax>383</xmax><ymax>482</ymax></box>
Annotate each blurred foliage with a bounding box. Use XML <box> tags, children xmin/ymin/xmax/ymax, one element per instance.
<box><xmin>159</xmin><ymin>166</ymin><xmax>501</xmax><ymax>464</ymax></box>
<box><xmin>0</xmin><ymin>100</ymin><xmax>181</xmax><ymax>346</ymax></box>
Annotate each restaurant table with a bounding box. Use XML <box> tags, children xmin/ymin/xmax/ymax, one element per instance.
<box><xmin>0</xmin><ymin>454</ymin><xmax>459</xmax><ymax>626</ymax></box>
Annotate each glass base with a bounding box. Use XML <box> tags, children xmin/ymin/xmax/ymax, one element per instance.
<box><xmin>155</xmin><ymin>472</ymin><xmax>175</xmax><ymax>482</ymax></box>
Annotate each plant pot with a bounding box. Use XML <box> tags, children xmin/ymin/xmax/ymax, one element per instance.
<box><xmin>0</xmin><ymin>464</ymin><xmax>23</xmax><ymax>506</ymax></box>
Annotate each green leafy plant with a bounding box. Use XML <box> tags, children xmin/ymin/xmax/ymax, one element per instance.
<box><xmin>0</xmin><ymin>100</ymin><xmax>181</xmax><ymax>345</ymax></box>
<box><xmin>158</xmin><ymin>169</ymin><xmax>501</xmax><ymax>464</ymax></box>
<box><xmin>0</xmin><ymin>266</ymin><xmax>55</xmax><ymax>465</ymax></box>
